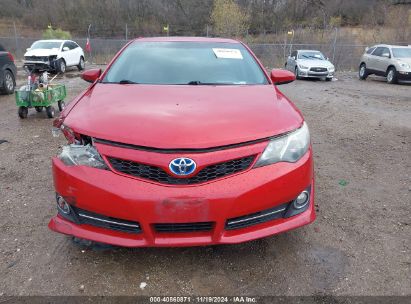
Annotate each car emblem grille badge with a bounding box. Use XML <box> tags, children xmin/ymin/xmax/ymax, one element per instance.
<box><xmin>169</xmin><ymin>157</ymin><xmax>196</xmax><ymax>176</ymax></box>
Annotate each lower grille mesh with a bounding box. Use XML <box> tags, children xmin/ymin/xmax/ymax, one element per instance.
<box><xmin>309</xmin><ymin>67</ymin><xmax>327</xmax><ymax>72</ymax></box>
<box><xmin>225</xmin><ymin>202</ymin><xmax>290</xmax><ymax>230</ymax></box>
<box><xmin>72</xmin><ymin>207</ymin><xmax>141</xmax><ymax>234</ymax></box>
<box><xmin>154</xmin><ymin>222</ymin><xmax>214</xmax><ymax>233</ymax></box>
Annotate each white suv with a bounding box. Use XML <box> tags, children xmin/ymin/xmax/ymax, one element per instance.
<box><xmin>359</xmin><ymin>44</ymin><xmax>411</xmax><ymax>84</ymax></box>
<box><xmin>24</xmin><ymin>40</ymin><xmax>85</xmax><ymax>73</ymax></box>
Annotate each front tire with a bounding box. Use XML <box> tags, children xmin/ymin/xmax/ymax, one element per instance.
<box><xmin>2</xmin><ymin>70</ymin><xmax>15</xmax><ymax>94</ymax></box>
<box><xmin>18</xmin><ymin>106</ymin><xmax>28</xmax><ymax>119</ymax></box>
<box><xmin>56</xmin><ymin>59</ymin><xmax>66</xmax><ymax>74</ymax></box>
<box><xmin>58</xmin><ymin>100</ymin><xmax>66</xmax><ymax>112</ymax></box>
<box><xmin>359</xmin><ymin>63</ymin><xmax>368</xmax><ymax>80</ymax></box>
<box><xmin>294</xmin><ymin>66</ymin><xmax>301</xmax><ymax>80</ymax></box>
<box><xmin>77</xmin><ymin>56</ymin><xmax>85</xmax><ymax>71</ymax></box>
<box><xmin>386</xmin><ymin>67</ymin><xmax>398</xmax><ymax>84</ymax></box>
<box><xmin>46</xmin><ymin>106</ymin><xmax>55</xmax><ymax>118</ymax></box>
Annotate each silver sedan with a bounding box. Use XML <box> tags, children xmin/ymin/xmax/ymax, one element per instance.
<box><xmin>285</xmin><ymin>50</ymin><xmax>335</xmax><ymax>81</ymax></box>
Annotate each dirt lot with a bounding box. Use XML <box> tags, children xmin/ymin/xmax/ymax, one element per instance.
<box><xmin>0</xmin><ymin>66</ymin><xmax>410</xmax><ymax>297</ymax></box>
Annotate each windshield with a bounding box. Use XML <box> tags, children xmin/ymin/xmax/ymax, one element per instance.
<box><xmin>102</xmin><ymin>42</ymin><xmax>268</xmax><ymax>85</ymax></box>
<box><xmin>392</xmin><ymin>48</ymin><xmax>411</xmax><ymax>58</ymax></box>
<box><xmin>31</xmin><ymin>41</ymin><xmax>62</xmax><ymax>50</ymax></box>
<box><xmin>298</xmin><ymin>51</ymin><xmax>325</xmax><ymax>60</ymax></box>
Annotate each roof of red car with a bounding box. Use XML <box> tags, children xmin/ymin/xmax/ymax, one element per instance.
<box><xmin>133</xmin><ymin>36</ymin><xmax>240</xmax><ymax>44</ymax></box>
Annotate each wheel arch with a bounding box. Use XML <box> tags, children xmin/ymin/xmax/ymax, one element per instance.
<box><xmin>386</xmin><ymin>65</ymin><xmax>396</xmax><ymax>75</ymax></box>
<box><xmin>5</xmin><ymin>68</ymin><xmax>16</xmax><ymax>84</ymax></box>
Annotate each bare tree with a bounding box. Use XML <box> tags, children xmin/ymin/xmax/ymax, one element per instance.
<box><xmin>211</xmin><ymin>0</ymin><xmax>250</xmax><ymax>37</ymax></box>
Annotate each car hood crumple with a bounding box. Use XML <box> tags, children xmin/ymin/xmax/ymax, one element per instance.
<box><xmin>64</xmin><ymin>84</ymin><xmax>303</xmax><ymax>149</ymax></box>
<box><xmin>297</xmin><ymin>59</ymin><xmax>334</xmax><ymax>68</ymax></box>
<box><xmin>24</xmin><ymin>48</ymin><xmax>59</xmax><ymax>57</ymax></box>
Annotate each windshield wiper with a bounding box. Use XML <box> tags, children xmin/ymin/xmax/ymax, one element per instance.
<box><xmin>118</xmin><ymin>79</ymin><xmax>138</xmax><ymax>84</ymax></box>
<box><xmin>301</xmin><ymin>55</ymin><xmax>323</xmax><ymax>60</ymax></box>
<box><xmin>186</xmin><ymin>81</ymin><xmax>235</xmax><ymax>85</ymax></box>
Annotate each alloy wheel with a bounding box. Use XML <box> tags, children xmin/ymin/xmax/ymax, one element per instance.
<box><xmin>5</xmin><ymin>73</ymin><xmax>14</xmax><ymax>91</ymax></box>
<box><xmin>61</xmin><ymin>61</ymin><xmax>66</xmax><ymax>73</ymax></box>
<box><xmin>360</xmin><ymin>66</ymin><xmax>365</xmax><ymax>77</ymax></box>
<box><xmin>387</xmin><ymin>70</ymin><xmax>393</xmax><ymax>82</ymax></box>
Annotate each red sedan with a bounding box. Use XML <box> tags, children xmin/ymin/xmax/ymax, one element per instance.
<box><xmin>49</xmin><ymin>37</ymin><xmax>315</xmax><ymax>247</ymax></box>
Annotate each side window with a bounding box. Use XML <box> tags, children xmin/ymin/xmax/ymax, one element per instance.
<box><xmin>381</xmin><ymin>47</ymin><xmax>390</xmax><ymax>57</ymax></box>
<box><xmin>291</xmin><ymin>51</ymin><xmax>297</xmax><ymax>58</ymax></box>
<box><xmin>69</xmin><ymin>42</ymin><xmax>78</xmax><ymax>50</ymax></box>
<box><xmin>372</xmin><ymin>47</ymin><xmax>383</xmax><ymax>56</ymax></box>
<box><xmin>366</xmin><ymin>47</ymin><xmax>376</xmax><ymax>54</ymax></box>
<box><xmin>62</xmin><ymin>42</ymin><xmax>70</xmax><ymax>51</ymax></box>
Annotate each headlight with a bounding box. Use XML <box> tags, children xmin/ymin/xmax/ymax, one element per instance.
<box><xmin>254</xmin><ymin>122</ymin><xmax>310</xmax><ymax>168</ymax></box>
<box><xmin>298</xmin><ymin>64</ymin><xmax>308</xmax><ymax>69</ymax></box>
<box><xmin>58</xmin><ymin>144</ymin><xmax>108</xmax><ymax>169</ymax></box>
<box><xmin>328</xmin><ymin>66</ymin><xmax>335</xmax><ymax>72</ymax></box>
<box><xmin>399</xmin><ymin>62</ymin><xmax>410</xmax><ymax>69</ymax></box>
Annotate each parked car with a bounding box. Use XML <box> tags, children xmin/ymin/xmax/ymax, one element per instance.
<box><xmin>285</xmin><ymin>49</ymin><xmax>335</xmax><ymax>81</ymax></box>
<box><xmin>24</xmin><ymin>40</ymin><xmax>85</xmax><ymax>73</ymax></box>
<box><xmin>0</xmin><ymin>44</ymin><xmax>17</xmax><ymax>95</ymax></box>
<box><xmin>49</xmin><ymin>37</ymin><xmax>315</xmax><ymax>247</ymax></box>
<box><xmin>359</xmin><ymin>44</ymin><xmax>411</xmax><ymax>84</ymax></box>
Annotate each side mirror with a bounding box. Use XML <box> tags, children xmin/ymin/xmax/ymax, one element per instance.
<box><xmin>26</xmin><ymin>48</ymin><xmax>31</xmax><ymax>52</ymax></box>
<box><xmin>81</xmin><ymin>69</ymin><xmax>102</xmax><ymax>83</ymax></box>
<box><xmin>62</xmin><ymin>46</ymin><xmax>69</xmax><ymax>51</ymax></box>
<box><xmin>382</xmin><ymin>53</ymin><xmax>390</xmax><ymax>58</ymax></box>
<box><xmin>292</xmin><ymin>56</ymin><xmax>296</xmax><ymax>60</ymax></box>
<box><xmin>365</xmin><ymin>47</ymin><xmax>369</xmax><ymax>52</ymax></box>
<box><xmin>270</xmin><ymin>69</ymin><xmax>295</xmax><ymax>85</ymax></box>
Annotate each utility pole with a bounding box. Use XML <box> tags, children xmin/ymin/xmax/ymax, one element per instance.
<box><xmin>283</xmin><ymin>32</ymin><xmax>287</xmax><ymax>61</ymax></box>
<box><xmin>13</xmin><ymin>21</ymin><xmax>19</xmax><ymax>58</ymax></box>
<box><xmin>87</xmin><ymin>24</ymin><xmax>92</xmax><ymax>64</ymax></box>
<box><xmin>332</xmin><ymin>27</ymin><xmax>338</xmax><ymax>63</ymax></box>
<box><xmin>125</xmin><ymin>24</ymin><xmax>128</xmax><ymax>41</ymax></box>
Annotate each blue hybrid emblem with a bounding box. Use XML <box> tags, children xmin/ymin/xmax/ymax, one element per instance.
<box><xmin>169</xmin><ymin>157</ymin><xmax>196</xmax><ymax>176</ymax></box>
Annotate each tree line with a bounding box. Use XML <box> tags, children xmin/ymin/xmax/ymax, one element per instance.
<box><xmin>0</xmin><ymin>0</ymin><xmax>407</xmax><ymax>38</ymax></box>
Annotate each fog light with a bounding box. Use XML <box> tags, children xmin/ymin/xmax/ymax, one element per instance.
<box><xmin>56</xmin><ymin>195</ymin><xmax>70</xmax><ymax>214</ymax></box>
<box><xmin>293</xmin><ymin>191</ymin><xmax>309</xmax><ymax>209</ymax></box>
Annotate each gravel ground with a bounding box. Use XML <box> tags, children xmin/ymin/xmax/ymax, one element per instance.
<box><xmin>0</xmin><ymin>66</ymin><xmax>410</xmax><ymax>297</ymax></box>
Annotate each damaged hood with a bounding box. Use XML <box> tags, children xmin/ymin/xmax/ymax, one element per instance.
<box><xmin>64</xmin><ymin>83</ymin><xmax>303</xmax><ymax>149</ymax></box>
<box><xmin>24</xmin><ymin>48</ymin><xmax>60</xmax><ymax>57</ymax></box>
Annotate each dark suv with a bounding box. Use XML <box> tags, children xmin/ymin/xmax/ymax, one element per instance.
<box><xmin>0</xmin><ymin>44</ymin><xmax>17</xmax><ymax>94</ymax></box>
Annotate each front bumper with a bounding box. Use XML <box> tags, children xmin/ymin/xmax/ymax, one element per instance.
<box><xmin>23</xmin><ymin>58</ymin><xmax>58</xmax><ymax>71</ymax></box>
<box><xmin>299</xmin><ymin>69</ymin><xmax>333</xmax><ymax>78</ymax></box>
<box><xmin>49</xmin><ymin>148</ymin><xmax>315</xmax><ymax>247</ymax></box>
<box><xmin>397</xmin><ymin>71</ymin><xmax>411</xmax><ymax>81</ymax></box>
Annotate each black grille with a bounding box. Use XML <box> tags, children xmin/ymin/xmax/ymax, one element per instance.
<box><xmin>71</xmin><ymin>206</ymin><xmax>141</xmax><ymax>234</ymax></box>
<box><xmin>24</xmin><ymin>56</ymin><xmax>49</xmax><ymax>62</ymax></box>
<box><xmin>154</xmin><ymin>222</ymin><xmax>214</xmax><ymax>233</ymax></box>
<box><xmin>225</xmin><ymin>202</ymin><xmax>290</xmax><ymax>230</ymax></box>
<box><xmin>108</xmin><ymin>155</ymin><xmax>255</xmax><ymax>185</ymax></box>
<box><xmin>309</xmin><ymin>67</ymin><xmax>327</xmax><ymax>72</ymax></box>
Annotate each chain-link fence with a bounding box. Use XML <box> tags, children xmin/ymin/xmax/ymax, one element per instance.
<box><xmin>249</xmin><ymin>43</ymin><xmax>370</xmax><ymax>71</ymax></box>
<box><xmin>0</xmin><ymin>35</ymin><xmax>409</xmax><ymax>71</ymax></box>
